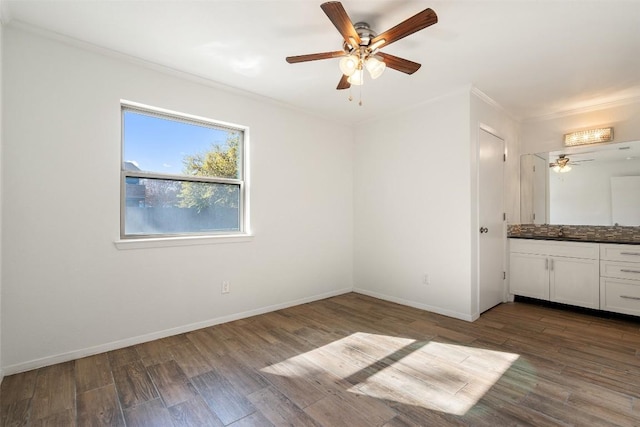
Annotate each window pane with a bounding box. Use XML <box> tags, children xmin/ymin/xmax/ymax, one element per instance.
<box><xmin>123</xmin><ymin>110</ymin><xmax>241</xmax><ymax>179</ymax></box>
<box><xmin>124</xmin><ymin>177</ymin><xmax>240</xmax><ymax>235</ymax></box>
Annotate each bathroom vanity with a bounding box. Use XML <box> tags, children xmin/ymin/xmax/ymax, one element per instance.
<box><xmin>509</xmin><ymin>236</ymin><xmax>640</xmax><ymax>316</ymax></box>
<box><xmin>513</xmin><ymin>139</ymin><xmax>640</xmax><ymax>316</ymax></box>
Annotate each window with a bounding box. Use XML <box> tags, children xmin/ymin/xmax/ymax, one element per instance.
<box><xmin>121</xmin><ymin>103</ymin><xmax>246</xmax><ymax>239</ymax></box>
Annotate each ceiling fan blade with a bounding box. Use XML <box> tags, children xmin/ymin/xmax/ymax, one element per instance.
<box><xmin>370</xmin><ymin>8</ymin><xmax>437</xmax><ymax>49</ymax></box>
<box><xmin>320</xmin><ymin>1</ymin><xmax>361</xmax><ymax>47</ymax></box>
<box><xmin>377</xmin><ymin>52</ymin><xmax>421</xmax><ymax>75</ymax></box>
<box><xmin>286</xmin><ymin>51</ymin><xmax>346</xmax><ymax>64</ymax></box>
<box><xmin>337</xmin><ymin>74</ymin><xmax>350</xmax><ymax>90</ymax></box>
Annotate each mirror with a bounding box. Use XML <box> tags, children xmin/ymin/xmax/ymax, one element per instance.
<box><xmin>521</xmin><ymin>140</ymin><xmax>640</xmax><ymax>225</ymax></box>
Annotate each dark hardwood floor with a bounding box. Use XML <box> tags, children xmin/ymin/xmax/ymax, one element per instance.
<box><xmin>2</xmin><ymin>292</ymin><xmax>640</xmax><ymax>426</ymax></box>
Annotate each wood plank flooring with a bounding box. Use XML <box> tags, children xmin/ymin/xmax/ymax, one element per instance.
<box><xmin>2</xmin><ymin>292</ymin><xmax>640</xmax><ymax>426</ymax></box>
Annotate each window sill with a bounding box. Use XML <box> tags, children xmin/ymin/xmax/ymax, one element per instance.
<box><xmin>114</xmin><ymin>233</ymin><xmax>254</xmax><ymax>250</ymax></box>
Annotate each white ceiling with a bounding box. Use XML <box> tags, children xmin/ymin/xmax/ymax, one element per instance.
<box><xmin>4</xmin><ymin>0</ymin><xmax>640</xmax><ymax>123</ymax></box>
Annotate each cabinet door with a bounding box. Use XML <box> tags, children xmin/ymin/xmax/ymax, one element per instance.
<box><xmin>509</xmin><ymin>253</ymin><xmax>549</xmax><ymax>300</ymax></box>
<box><xmin>550</xmin><ymin>257</ymin><xmax>599</xmax><ymax>309</ymax></box>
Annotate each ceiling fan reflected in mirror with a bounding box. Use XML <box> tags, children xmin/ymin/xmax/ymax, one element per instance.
<box><xmin>285</xmin><ymin>1</ymin><xmax>438</xmax><ymax>104</ymax></box>
<box><xmin>549</xmin><ymin>154</ymin><xmax>595</xmax><ymax>173</ymax></box>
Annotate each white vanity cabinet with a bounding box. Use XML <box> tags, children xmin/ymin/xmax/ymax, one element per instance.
<box><xmin>509</xmin><ymin>239</ymin><xmax>600</xmax><ymax>309</ymax></box>
<box><xmin>600</xmin><ymin>244</ymin><xmax>640</xmax><ymax>316</ymax></box>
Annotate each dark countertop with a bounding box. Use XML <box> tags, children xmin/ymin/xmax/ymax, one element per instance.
<box><xmin>508</xmin><ymin>235</ymin><xmax>640</xmax><ymax>245</ymax></box>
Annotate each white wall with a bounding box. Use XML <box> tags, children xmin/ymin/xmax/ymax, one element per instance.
<box><xmin>353</xmin><ymin>89</ymin><xmax>474</xmax><ymax>320</ymax></box>
<box><xmin>2</xmin><ymin>26</ymin><xmax>354</xmax><ymax>373</ymax></box>
<box><xmin>521</xmin><ymin>100</ymin><xmax>640</xmax><ymax>155</ymax></box>
<box><xmin>352</xmin><ymin>88</ymin><xmax>519</xmax><ymax>321</ymax></box>
<box><xmin>0</xmin><ymin>16</ymin><xmax>4</xmax><ymax>383</ymax></box>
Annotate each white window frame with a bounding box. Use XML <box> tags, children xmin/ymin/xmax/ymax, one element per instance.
<box><xmin>119</xmin><ymin>101</ymin><xmax>249</xmax><ymax>242</ymax></box>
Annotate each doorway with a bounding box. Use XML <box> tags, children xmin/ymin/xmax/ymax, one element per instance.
<box><xmin>479</xmin><ymin>128</ymin><xmax>505</xmax><ymax>314</ymax></box>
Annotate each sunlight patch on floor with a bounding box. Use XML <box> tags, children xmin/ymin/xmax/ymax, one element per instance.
<box><xmin>260</xmin><ymin>332</ymin><xmax>519</xmax><ymax>415</ymax></box>
<box><xmin>260</xmin><ymin>332</ymin><xmax>415</xmax><ymax>378</ymax></box>
<box><xmin>349</xmin><ymin>341</ymin><xmax>519</xmax><ymax>415</ymax></box>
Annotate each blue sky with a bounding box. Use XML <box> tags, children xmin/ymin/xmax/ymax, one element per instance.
<box><xmin>123</xmin><ymin>111</ymin><xmax>231</xmax><ymax>175</ymax></box>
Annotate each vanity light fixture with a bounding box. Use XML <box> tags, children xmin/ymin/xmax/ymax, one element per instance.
<box><xmin>564</xmin><ymin>127</ymin><xmax>613</xmax><ymax>147</ymax></box>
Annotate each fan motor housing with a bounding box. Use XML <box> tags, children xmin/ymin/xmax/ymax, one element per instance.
<box><xmin>343</xmin><ymin>22</ymin><xmax>377</xmax><ymax>52</ymax></box>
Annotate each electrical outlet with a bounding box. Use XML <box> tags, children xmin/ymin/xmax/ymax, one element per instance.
<box><xmin>423</xmin><ymin>274</ymin><xmax>430</xmax><ymax>285</ymax></box>
<box><xmin>221</xmin><ymin>280</ymin><xmax>230</xmax><ymax>294</ymax></box>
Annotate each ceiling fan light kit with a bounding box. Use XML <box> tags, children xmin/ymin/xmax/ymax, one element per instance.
<box><xmin>365</xmin><ymin>55</ymin><xmax>386</xmax><ymax>79</ymax></box>
<box><xmin>339</xmin><ymin>55</ymin><xmax>359</xmax><ymax>76</ymax></box>
<box><xmin>285</xmin><ymin>1</ymin><xmax>438</xmax><ymax>104</ymax></box>
<box><xmin>550</xmin><ymin>155</ymin><xmax>572</xmax><ymax>173</ymax></box>
<box><xmin>553</xmin><ymin>164</ymin><xmax>572</xmax><ymax>173</ymax></box>
<box><xmin>339</xmin><ymin>50</ymin><xmax>385</xmax><ymax>82</ymax></box>
<box><xmin>348</xmin><ymin>68</ymin><xmax>364</xmax><ymax>86</ymax></box>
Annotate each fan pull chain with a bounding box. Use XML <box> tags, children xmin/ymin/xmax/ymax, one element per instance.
<box><xmin>345</xmin><ymin>85</ymin><xmax>362</xmax><ymax>106</ymax></box>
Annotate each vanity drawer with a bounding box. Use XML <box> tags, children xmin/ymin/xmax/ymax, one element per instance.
<box><xmin>600</xmin><ymin>278</ymin><xmax>640</xmax><ymax>316</ymax></box>
<box><xmin>600</xmin><ymin>261</ymin><xmax>640</xmax><ymax>280</ymax></box>
<box><xmin>600</xmin><ymin>244</ymin><xmax>640</xmax><ymax>262</ymax></box>
<box><xmin>510</xmin><ymin>239</ymin><xmax>598</xmax><ymax>259</ymax></box>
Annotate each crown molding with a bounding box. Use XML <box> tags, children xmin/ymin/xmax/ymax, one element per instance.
<box><xmin>358</xmin><ymin>84</ymin><xmax>520</xmax><ymax>126</ymax></box>
<box><xmin>524</xmin><ymin>93</ymin><xmax>640</xmax><ymax>123</ymax></box>
<box><xmin>5</xmin><ymin>19</ymin><xmax>351</xmax><ymax>127</ymax></box>
<box><xmin>470</xmin><ymin>86</ymin><xmax>520</xmax><ymax>122</ymax></box>
<box><xmin>357</xmin><ymin>84</ymin><xmax>474</xmax><ymax>126</ymax></box>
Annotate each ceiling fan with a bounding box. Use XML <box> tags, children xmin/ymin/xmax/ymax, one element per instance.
<box><xmin>285</xmin><ymin>1</ymin><xmax>438</xmax><ymax>92</ymax></box>
<box><xmin>549</xmin><ymin>154</ymin><xmax>594</xmax><ymax>173</ymax></box>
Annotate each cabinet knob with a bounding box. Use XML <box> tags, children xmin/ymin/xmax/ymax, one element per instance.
<box><xmin>479</xmin><ymin>227</ymin><xmax>488</xmax><ymax>234</ymax></box>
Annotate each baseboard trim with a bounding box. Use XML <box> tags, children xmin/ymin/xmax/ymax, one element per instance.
<box><xmin>353</xmin><ymin>288</ymin><xmax>475</xmax><ymax>322</ymax></box>
<box><xmin>2</xmin><ymin>287</ymin><xmax>353</xmax><ymax>375</ymax></box>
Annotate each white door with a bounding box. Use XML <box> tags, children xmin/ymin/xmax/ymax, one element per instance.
<box><xmin>479</xmin><ymin>129</ymin><xmax>505</xmax><ymax>313</ymax></box>
<box><xmin>611</xmin><ymin>176</ymin><xmax>640</xmax><ymax>226</ymax></box>
<box><xmin>532</xmin><ymin>155</ymin><xmax>547</xmax><ymax>224</ymax></box>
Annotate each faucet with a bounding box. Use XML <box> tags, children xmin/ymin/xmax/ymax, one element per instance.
<box><xmin>557</xmin><ymin>225</ymin><xmax>564</xmax><ymax>238</ymax></box>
